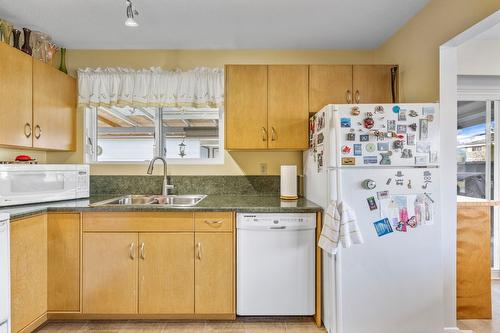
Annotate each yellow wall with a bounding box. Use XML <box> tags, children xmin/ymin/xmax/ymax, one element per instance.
<box><xmin>46</xmin><ymin>49</ymin><xmax>375</xmax><ymax>175</ymax></box>
<box><xmin>373</xmin><ymin>0</ymin><xmax>500</xmax><ymax>102</ymax></box>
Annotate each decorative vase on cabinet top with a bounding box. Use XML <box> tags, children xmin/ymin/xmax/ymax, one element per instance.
<box><xmin>21</xmin><ymin>27</ymin><xmax>32</xmax><ymax>55</ymax></box>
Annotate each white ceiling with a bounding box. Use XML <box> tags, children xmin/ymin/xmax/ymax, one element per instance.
<box><xmin>0</xmin><ymin>0</ymin><xmax>430</xmax><ymax>49</ymax></box>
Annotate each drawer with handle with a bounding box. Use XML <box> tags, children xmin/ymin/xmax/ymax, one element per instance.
<box><xmin>195</xmin><ymin>212</ymin><xmax>233</xmax><ymax>232</ymax></box>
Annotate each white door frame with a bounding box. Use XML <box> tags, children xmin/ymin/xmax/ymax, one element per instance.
<box><xmin>440</xmin><ymin>10</ymin><xmax>500</xmax><ymax>331</ymax></box>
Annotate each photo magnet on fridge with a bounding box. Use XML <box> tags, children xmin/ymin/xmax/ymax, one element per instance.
<box><xmin>419</xmin><ymin>119</ymin><xmax>429</xmax><ymax>140</ymax></box>
<box><xmin>387</xmin><ymin>120</ymin><xmax>396</xmax><ymax>131</ymax></box>
<box><xmin>398</xmin><ymin>110</ymin><xmax>407</xmax><ymax>121</ymax></box>
<box><xmin>416</xmin><ymin>141</ymin><xmax>430</xmax><ymax>153</ymax></box>
<box><xmin>353</xmin><ymin>144</ymin><xmax>362</xmax><ymax>156</ymax></box>
<box><xmin>367</xmin><ymin>196</ymin><xmax>378</xmax><ymax>211</ymax></box>
<box><xmin>397</xmin><ymin>125</ymin><xmax>407</xmax><ymax>134</ymax></box>
<box><xmin>373</xmin><ymin>218</ymin><xmax>393</xmax><ymax>237</ymax></box>
<box><xmin>340</xmin><ymin>117</ymin><xmax>351</xmax><ymax>128</ymax></box>
<box><xmin>377</xmin><ymin>191</ymin><xmax>390</xmax><ymax>200</ymax></box>
<box><xmin>363</xmin><ymin>156</ymin><xmax>378</xmax><ymax>165</ymax></box>
<box><xmin>407</xmin><ymin>133</ymin><xmax>416</xmax><ymax>145</ymax></box>
<box><xmin>377</xmin><ymin>142</ymin><xmax>389</xmax><ymax>151</ymax></box>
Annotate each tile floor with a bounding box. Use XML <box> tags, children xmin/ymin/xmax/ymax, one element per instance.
<box><xmin>36</xmin><ymin>318</ymin><xmax>327</xmax><ymax>333</ymax></box>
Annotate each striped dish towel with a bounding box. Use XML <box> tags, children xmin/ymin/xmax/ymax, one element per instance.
<box><xmin>318</xmin><ymin>201</ymin><xmax>364</xmax><ymax>254</ymax></box>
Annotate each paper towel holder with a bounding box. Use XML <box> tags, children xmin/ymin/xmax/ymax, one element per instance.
<box><xmin>280</xmin><ymin>165</ymin><xmax>299</xmax><ymax>200</ymax></box>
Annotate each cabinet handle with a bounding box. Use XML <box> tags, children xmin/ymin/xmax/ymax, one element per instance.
<box><xmin>24</xmin><ymin>123</ymin><xmax>32</xmax><ymax>138</ymax></box>
<box><xmin>354</xmin><ymin>90</ymin><xmax>361</xmax><ymax>104</ymax></box>
<box><xmin>271</xmin><ymin>127</ymin><xmax>277</xmax><ymax>141</ymax></box>
<box><xmin>129</xmin><ymin>242</ymin><xmax>135</xmax><ymax>260</ymax></box>
<box><xmin>140</xmin><ymin>242</ymin><xmax>145</xmax><ymax>260</ymax></box>
<box><xmin>204</xmin><ymin>220</ymin><xmax>223</xmax><ymax>225</ymax></box>
<box><xmin>34</xmin><ymin>125</ymin><xmax>42</xmax><ymax>139</ymax></box>
<box><xmin>196</xmin><ymin>242</ymin><xmax>202</xmax><ymax>260</ymax></box>
<box><xmin>345</xmin><ymin>90</ymin><xmax>352</xmax><ymax>103</ymax></box>
<box><xmin>261</xmin><ymin>127</ymin><xmax>268</xmax><ymax>142</ymax></box>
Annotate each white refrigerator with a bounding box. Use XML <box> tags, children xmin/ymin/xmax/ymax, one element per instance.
<box><xmin>304</xmin><ymin>104</ymin><xmax>444</xmax><ymax>333</ymax></box>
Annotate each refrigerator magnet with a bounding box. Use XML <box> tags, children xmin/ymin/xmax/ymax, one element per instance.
<box><xmin>407</xmin><ymin>133</ymin><xmax>416</xmax><ymax>145</ymax></box>
<box><xmin>374</xmin><ymin>105</ymin><xmax>385</xmax><ymax>113</ymax></box>
<box><xmin>387</xmin><ymin>120</ymin><xmax>396</xmax><ymax>131</ymax></box>
<box><xmin>353</xmin><ymin>144</ymin><xmax>362</xmax><ymax>156</ymax></box>
<box><xmin>416</xmin><ymin>141</ymin><xmax>430</xmax><ymax>153</ymax></box>
<box><xmin>373</xmin><ymin>218</ymin><xmax>393</xmax><ymax>237</ymax></box>
<box><xmin>401</xmin><ymin>148</ymin><xmax>413</xmax><ymax>159</ymax></box>
<box><xmin>398</xmin><ymin>110</ymin><xmax>407</xmax><ymax>121</ymax></box>
<box><xmin>380</xmin><ymin>152</ymin><xmax>392</xmax><ymax>165</ymax></box>
<box><xmin>365</xmin><ymin>143</ymin><xmax>376</xmax><ymax>153</ymax></box>
<box><xmin>415</xmin><ymin>155</ymin><xmax>428</xmax><ymax>165</ymax></box>
<box><xmin>341</xmin><ymin>157</ymin><xmax>355</xmax><ymax>165</ymax></box>
<box><xmin>342</xmin><ymin>145</ymin><xmax>352</xmax><ymax>154</ymax></box>
<box><xmin>397</xmin><ymin>125</ymin><xmax>407</xmax><ymax>134</ymax></box>
<box><xmin>392</xmin><ymin>105</ymin><xmax>400</xmax><ymax>113</ymax></box>
<box><xmin>429</xmin><ymin>151</ymin><xmax>438</xmax><ymax>163</ymax></box>
<box><xmin>360</xmin><ymin>134</ymin><xmax>369</xmax><ymax>142</ymax></box>
<box><xmin>351</xmin><ymin>106</ymin><xmax>361</xmax><ymax>116</ymax></box>
<box><xmin>363</xmin><ymin>155</ymin><xmax>377</xmax><ymax>164</ymax></box>
<box><xmin>408</xmin><ymin>110</ymin><xmax>419</xmax><ymax>117</ymax></box>
<box><xmin>367</xmin><ymin>196</ymin><xmax>378</xmax><ymax>211</ymax></box>
<box><xmin>377</xmin><ymin>190</ymin><xmax>390</xmax><ymax>200</ymax></box>
<box><xmin>422</xmin><ymin>106</ymin><xmax>435</xmax><ymax>116</ymax></box>
<box><xmin>346</xmin><ymin>132</ymin><xmax>356</xmax><ymax>141</ymax></box>
<box><xmin>419</xmin><ymin>119</ymin><xmax>429</xmax><ymax>139</ymax></box>
<box><xmin>363</xmin><ymin>115</ymin><xmax>375</xmax><ymax>129</ymax></box>
<box><xmin>340</xmin><ymin>117</ymin><xmax>351</xmax><ymax>128</ymax></box>
<box><xmin>409</xmin><ymin>123</ymin><xmax>417</xmax><ymax>131</ymax></box>
<box><xmin>377</xmin><ymin>142</ymin><xmax>389</xmax><ymax>151</ymax></box>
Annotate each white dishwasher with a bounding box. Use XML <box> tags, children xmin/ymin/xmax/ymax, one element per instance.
<box><xmin>0</xmin><ymin>213</ymin><xmax>10</xmax><ymax>333</ymax></box>
<box><xmin>237</xmin><ymin>213</ymin><xmax>316</xmax><ymax>316</ymax></box>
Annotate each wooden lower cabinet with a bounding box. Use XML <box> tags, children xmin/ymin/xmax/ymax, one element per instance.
<box><xmin>47</xmin><ymin>213</ymin><xmax>80</xmax><ymax>312</ymax></box>
<box><xmin>139</xmin><ymin>233</ymin><xmax>195</xmax><ymax>314</ymax></box>
<box><xmin>82</xmin><ymin>232</ymin><xmax>139</xmax><ymax>314</ymax></box>
<box><xmin>195</xmin><ymin>233</ymin><xmax>234</xmax><ymax>315</ymax></box>
<box><xmin>10</xmin><ymin>214</ymin><xmax>47</xmax><ymax>333</ymax></box>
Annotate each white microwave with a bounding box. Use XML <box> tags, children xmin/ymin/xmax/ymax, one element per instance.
<box><xmin>0</xmin><ymin>164</ymin><xmax>90</xmax><ymax>207</ymax></box>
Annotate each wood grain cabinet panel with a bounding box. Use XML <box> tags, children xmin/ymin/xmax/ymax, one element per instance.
<box><xmin>194</xmin><ymin>212</ymin><xmax>233</xmax><ymax>232</ymax></box>
<box><xmin>225</xmin><ymin>65</ymin><xmax>268</xmax><ymax>150</ymax></box>
<box><xmin>139</xmin><ymin>233</ymin><xmax>194</xmax><ymax>314</ymax></box>
<box><xmin>0</xmin><ymin>43</ymin><xmax>33</xmax><ymax>148</ymax></box>
<box><xmin>457</xmin><ymin>206</ymin><xmax>492</xmax><ymax>319</ymax></box>
<box><xmin>353</xmin><ymin>65</ymin><xmax>399</xmax><ymax>104</ymax></box>
<box><xmin>47</xmin><ymin>213</ymin><xmax>80</xmax><ymax>312</ymax></box>
<box><xmin>83</xmin><ymin>233</ymin><xmax>139</xmax><ymax>314</ymax></box>
<box><xmin>10</xmin><ymin>214</ymin><xmax>47</xmax><ymax>333</ymax></box>
<box><xmin>309</xmin><ymin>65</ymin><xmax>353</xmax><ymax>113</ymax></box>
<box><xmin>32</xmin><ymin>59</ymin><xmax>76</xmax><ymax>151</ymax></box>
<box><xmin>195</xmin><ymin>233</ymin><xmax>234</xmax><ymax>315</ymax></box>
<box><xmin>267</xmin><ymin>65</ymin><xmax>309</xmax><ymax>150</ymax></box>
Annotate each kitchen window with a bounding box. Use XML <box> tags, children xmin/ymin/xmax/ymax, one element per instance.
<box><xmin>84</xmin><ymin>105</ymin><xmax>223</xmax><ymax>164</ymax></box>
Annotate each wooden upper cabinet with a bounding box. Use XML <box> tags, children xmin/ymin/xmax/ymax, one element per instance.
<box><xmin>10</xmin><ymin>214</ymin><xmax>47</xmax><ymax>333</ymax></box>
<box><xmin>353</xmin><ymin>65</ymin><xmax>399</xmax><ymax>104</ymax></box>
<box><xmin>309</xmin><ymin>65</ymin><xmax>353</xmax><ymax>113</ymax></box>
<box><xmin>225</xmin><ymin>65</ymin><xmax>268</xmax><ymax>150</ymax></box>
<box><xmin>0</xmin><ymin>43</ymin><xmax>33</xmax><ymax>148</ymax></box>
<box><xmin>139</xmin><ymin>233</ymin><xmax>194</xmax><ymax>314</ymax></box>
<box><xmin>33</xmin><ymin>59</ymin><xmax>77</xmax><ymax>150</ymax></box>
<box><xmin>83</xmin><ymin>232</ymin><xmax>139</xmax><ymax>314</ymax></box>
<box><xmin>268</xmin><ymin>65</ymin><xmax>309</xmax><ymax>150</ymax></box>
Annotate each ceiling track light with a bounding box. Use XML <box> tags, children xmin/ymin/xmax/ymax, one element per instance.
<box><xmin>125</xmin><ymin>0</ymin><xmax>139</xmax><ymax>27</ymax></box>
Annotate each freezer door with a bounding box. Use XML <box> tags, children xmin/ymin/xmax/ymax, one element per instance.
<box><xmin>330</xmin><ymin>167</ymin><xmax>443</xmax><ymax>333</ymax></box>
<box><xmin>334</xmin><ymin>103</ymin><xmax>439</xmax><ymax>168</ymax></box>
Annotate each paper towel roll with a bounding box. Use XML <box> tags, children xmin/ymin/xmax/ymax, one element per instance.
<box><xmin>280</xmin><ymin>165</ymin><xmax>298</xmax><ymax>200</ymax></box>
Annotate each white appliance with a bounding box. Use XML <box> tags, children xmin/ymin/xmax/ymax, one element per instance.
<box><xmin>0</xmin><ymin>164</ymin><xmax>89</xmax><ymax>207</ymax></box>
<box><xmin>304</xmin><ymin>104</ymin><xmax>443</xmax><ymax>333</ymax></box>
<box><xmin>237</xmin><ymin>213</ymin><xmax>316</xmax><ymax>315</ymax></box>
<box><xmin>0</xmin><ymin>213</ymin><xmax>10</xmax><ymax>333</ymax></box>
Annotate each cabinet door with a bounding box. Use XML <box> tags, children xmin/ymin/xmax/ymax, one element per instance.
<box><xmin>225</xmin><ymin>65</ymin><xmax>268</xmax><ymax>149</ymax></box>
<box><xmin>48</xmin><ymin>213</ymin><xmax>80</xmax><ymax>312</ymax></box>
<box><xmin>352</xmin><ymin>65</ymin><xmax>398</xmax><ymax>103</ymax></box>
<box><xmin>268</xmin><ymin>65</ymin><xmax>309</xmax><ymax>150</ymax></box>
<box><xmin>139</xmin><ymin>233</ymin><xmax>194</xmax><ymax>314</ymax></box>
<box><xmin>10</xmin><ymin>214</ymin><xmax>47</xmax><ymax>333</ymax></box>
<box><xmin>32</xmin><ymin>59</ymin><xmax>76</xmax><ymax>151</ymax></box>
<box><xmin>195</xmin><ymin>233</ymin><xmax>234</xmax><ymax>314</ymax></box>
<box><xmin>83</xmin><ymin>233</ymin><xmax>138</xmax><ymax>314</ymax></box>
<box><xmin>0</xmin><ymin>43</ymin><xmax>33</xmax><ymax>148</ymax></box>
<box><xmin>309</xmin><ymin>65</ymin><xmax>353</xmax><ymax>113</ymax></box>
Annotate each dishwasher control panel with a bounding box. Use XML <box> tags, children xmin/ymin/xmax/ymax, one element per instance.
<box><xmin>237</xmin><ymin>213</ymin><xmax>316</xmax><ymax>230</ymax></box>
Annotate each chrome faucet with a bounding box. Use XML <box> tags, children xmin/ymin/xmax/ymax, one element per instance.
<box><xmin>147</xmin><ymin>156</ymin><xmax>174</xmax><ymax>195</ymax></box>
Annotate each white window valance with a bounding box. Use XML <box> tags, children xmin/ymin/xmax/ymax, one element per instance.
<box><xmin>77</xmin><ymin>67</ymin><xmax>224</xmax><ymax>108</ymax></box>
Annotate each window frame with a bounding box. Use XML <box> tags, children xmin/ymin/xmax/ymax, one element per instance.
<box><xmin>84</xmin><ymin>106</ymin><xmax>225</xmax><ymax>165</ymax></box>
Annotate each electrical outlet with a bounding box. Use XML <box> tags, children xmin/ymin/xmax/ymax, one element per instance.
<box><xmin>259</xmin><ymin>163</ymin><xmax>268</xmax><ymax>175</ymax></box>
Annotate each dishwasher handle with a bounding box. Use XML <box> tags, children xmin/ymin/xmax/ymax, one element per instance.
<box><xmin>269</xmin><ymin>226</ymin><xmax>286</xmax><ymax>230</ymax></box>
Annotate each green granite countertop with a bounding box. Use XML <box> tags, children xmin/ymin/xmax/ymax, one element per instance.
<box><xmin>1</xmin><ymin>195</ymin><xmax>322</xmax><ymax>221</ymax></box>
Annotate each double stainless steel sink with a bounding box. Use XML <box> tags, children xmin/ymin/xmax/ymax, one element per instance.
<box><xmin>91</xmin><ymin>194</ymin><xmax>207</xmax><ymax>207</ymax></box>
